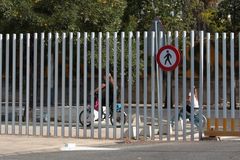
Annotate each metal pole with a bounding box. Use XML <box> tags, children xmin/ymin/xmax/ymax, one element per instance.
<box><xmin>33</xmin><ymin>33</ymin><xmax>38</xmax><ymax>136</ymax></box>
<box><xmin>136</xmin><ymin>32</ymin><xmax>140</xmax><ymax>140</ymax></box>
<box><xmin>12</xmin><ymin>34</ymin><xmax>16</xmax><ymax>134</ymax></box>
<box><xmin>120</xmin><ymin>32</ymin><xmax>125</xmax><ymax>139</ymax></box>
<box><xmin>61</xmin><ymin>33</ymin><xmax>66</xmax><ymax>137</ymax></box>
<box><xmin>206</xmin><ymin>33</ymin><xmax>211</xmax><ymax>131</ymax></box>
<box><xmin>54</xmin><ymin>33</ymin><xmax>59</xmax><ymax>136</ymax></box>
<box><xmin>182</xmin><ymin>31</ymin><xmax>187</xmax><ymax>141</ymax></box>
<box><xmin>90</xmin><ymin>32</ymin><xmax>94</xmax><ymax>138</ymax></box>
<box><xmin>0</xmin><ymin>34</ymin><xmax>2</xmax><ymax>134</ymax></box>
<box><xmin>113</xmin><ymin>32</ymin><xmax>118</xmax><ymax>139</ymax></box>
<box><xmin>47</xmin><ymin>33</ymin><xmax>52</xmax><ymax>136</ymax></box>
<box><xmin>76</xmin><ymin>32</ymin><xmax>81</xmax><ymax>138</ymax></box>
<box><xmin>174</xmin><ymin>31</ymin><xmax>179</xmax><ymax>141</ymax></box>
<box><xmin>190</xmin><ymin>31</ymin><xmax>195</xmax><ymax>141</ymax></box>
<box><xmin>151</xmin><ymin>31</ymin><xmax>155</xmax><ymax>140</ymax></box>
<box><xmin>199</xmin><ymin>31</ymin><xmax>204</xmax><ymax>139</ymax></box>
<box><xmin>40</xmin><ymin>33</ymin><xmax>45</xmax><ymax>136</ymax></box>
<box><xmin>106</xmin><ymin>32</ymin><xmax>110</xmax><ymax>139</ymax></box>
<box><xmin>222</xmin><ymin>33</ymin><xmax>227</xmax><ymax>131</ymax></box>
<box><xmin>26</xmin><ymin>33</ymin><xmax>30</xmax><ymax>135</ymax></box>
<box><xmin>69</xmin><ymin>32</ymin><xmax>73</xmax><ymax>137</ymax></box>
<box><xmin>143</xmin><ymin>32</ymin><xmax>148</xmax><ymax>140</ymax></box>
<box><xmin>230</xmin><ymin>33</ymin><xmax>235</xmax><ymax>131</ymax></box>
<box><xmin>128</xmin><ymin>32</ymin><xmax>133</xmax><ymax>139</ymax></box>
<box><xmin>215</xmin><ymin>33</ymin><xmax>219</xmax><ymax>131</ymax></box>
<box><xmin>5</xmin><ymin>34</ymin><xmax>10</xmax><ymax>134</ymax></box>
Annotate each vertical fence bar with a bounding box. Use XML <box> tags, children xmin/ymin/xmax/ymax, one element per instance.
<box><xmin>12</xmin><ymin>34</ymin><xmax>16</xmax><ymax>134</ymax></box>
<box><xmin>47</xmin><ymin>33</ymin><xmax>52</xmax><ymax>136</ymax></box>
<box><xmin>143</xmin><ymin>32</ymin><xmax>148</xmax><ymax>140</ymax></box>
<box><xmin>90</xmin><ymin>32</ymin><xmax>94</xmax><ymax>138</ymax></box>
<box><xmin>83</xmin><ymin>32</ymin><xmax>88</xmax><ymax>138</ymax></box>
<box><xmin>128</xmin><ymin>32</ymin><xmax>133</xmax><ymax>139</ymax></box>
<box><xmin>199</xmin><ymin>31</ymin><xmax>204</xmax><ymax>140</ymax></box>
<box><xmin>5</xmin><ymin>34</ymin><xmax>10</xmax><ymax>134</ymax></box>
<box><xmin>33</xmin><ymin>33</ymin><xmax>38</xmax><ymax>136</ymax></box>
<box><xmin>54</xmin><ymin>33</ymin><xmax>59</xmax><ymax>137</ymax></box>
<box><xmin>69</xmin><ymin>32</ymin><xmax>73</xmax><ymax>137</ymax></box>
<box><xmin>207</xmin><ymin>31</ymin><xmax>211</xmax><ymax>136</ymax></box>
<box><xmin>182</xmin><ymin>31</ymin><xmax>187</xmax><ymax>141</ymax></box>
<box><xmin>151</xmin><ymin>31</ymin><xmax>155</xmax><ymax>140</ymax></box>
<box><xmin>76</xmin><ymin>32</ymin><xmax>81</xmax><ymax>138</ymax></box>
<box><xmin>106</xmin><ymin>32</ymin><xmax>110</xmax><ymax>139</ymax></box>
<box><xmin>120</xmin><ymin>32</ymin><xmax>125</xmax><ymax>139</ymax></box>
<box><xmin>167</xmin><ymin>31</ymin><xmax>172</xmax><ymax>141</ymax></box>
<box><xmin>215</xmin><ymin>33</ymin><xmax>219</xmax><ymax>131</ymax></box>
<box><xmin>174</xmin><ymin>31</ymin><xmax>179</xmax><ymax>141</ymax></box>
<box><xmin>155</xmin><ymin>26</ymin><xmax>160</xmax><ymax>142</ymax></box>
<box><xmin>136</xmin><ymin>32</ymin><xmax>140</xmax><ymax>140</ymax></box>
<box><xmin>0</xmin><ymin>34</ymin><xmax>2</xmax><ymax>134</ymax></box>
<box><xmin>222</xmin><ymin>33</ymin><xmax>227</xmax><ymax>131</ymax></box>
<box><xmin>239</xmin><ymin>32</ymin><xmax>240</xmax><ymax>130</ymax></box>
<box><xmin>206</xmin><ymin>33</ymin><xmax>211</xmax><ymax>131</ymax></box>
<box><xmin>230</xmin><ymin>33</ymin><xmax>235</xmax><ymax>131</ymax></box>
<box><xmin>190</xmin><ymin>31</ymin><xmax>195</xmax><ymax>141</ymax></box>
<box><xmin>61</xmin><ymin>33</ymin><xmax>66</xmax><ymax>137</ymax></box>
<box><xmin>159</xmin><ymin>31</ymin><xmax>164</xmax><ymax>141</ymax></box>
<box><xmin>40</xmin><ymin>33</ymin><xmax>45</xmax><ymax>136</ymax></box>
<box><xmin>98</xmin><ymin>32</ymin><xmax>102</xmax><ymax>139</ymax></box>
<box><xmin>26</xmin><ymin>33</ymin><xmax>30</xmax><ymax>135</ymax></box>
<box><xmin>113</xmin><ymin>32</ymin><xmax>118</xmax><ymax>139</ymax></box>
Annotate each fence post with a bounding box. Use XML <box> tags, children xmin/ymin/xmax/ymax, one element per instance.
<box><xmin>47</xmin><ymin>33</ymin><xmax>52</xmax><ymax>136</ymax></box>
<box><xmin>76</xmin><ymin>32</ymin><xmax>81</xmax><ymax>138</ymax></box>
<box><xmin>128</xmin><ymin>32</ymin><xmax>133</xmax><ymax>139</ymax></box>
<box><xmin>120</xmin><ymin>32</ymin><xmax>125</xmax><ymax>139</ymax></box>
<box><xmin>26</xmin><ymin>33</ymin><xmax>30</xmax><ymax>135</ymax></box>
<box><xmin>214</xmin><ymin>33</ymin><xmax>219</xmax><ymax>131</ymax></box>
<box><xmin>151</xmin><ymin>31</ymin><xmax>155</xmax><ymax>140</ymax></box>
<box><xmin>199</xmin><ymin>31</ymin><xmax>204</xmax><ymax>140</ymax></box>
<box><xmin>33</xmin><ymin>33</ymin><xmax>38</xmax><ymax>136</ymax></box>
<box><xmin>182</xmin><ymin>31</ymin><xmax>187</xmax><ymax>141</ymax></box>
<box><xmin>190</xmin><ymin>31</ymin><xmax>195</xmax><ymax>141</ymax></box>
<box><xmin>174</xmin><ymin>31</ymin><xmax>179</xmax><ymax>141</ymax></box>
<box><xmin>69</xmin><ymin>32</ymin><xmax>73</xmax><ymax>137</ymax></box>
<box><xmin>54</xmin><ymin>33</ymin><xmax>59</xmax><ymax>137</ymax></box>
<box><xmin>90</xmin><ymin>32</ymin><xmax>94</xmax><ymax>138</ymax></box>
<box><xmin>61</xmin><ymin>33</ymin><xmax>66</xmax><ymax>137</ymax></box>
<box><xmin>12</xmin><ymin>34</ymin><xmax>17</xmax><ymax>134</ymax></box>
<box><xmin>230</xmin><ymin>33</ymin><xmax>235</xmax><ymax>131</ymax></box>
<box><xmin>0</xmin><ymin>34</ymin><xmax>2</xmax><ymax>134</ymax></box>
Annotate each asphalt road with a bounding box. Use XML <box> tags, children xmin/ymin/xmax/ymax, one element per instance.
<box><xmin>2</xmin><ymin>141</ymin><xmax>240</xmax><ymax>160</ymax></box>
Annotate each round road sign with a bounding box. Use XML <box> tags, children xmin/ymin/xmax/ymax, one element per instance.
<box><xmin>156</xmin><ymin>45</ymin><xmax>181</xmax><ymax>71</ymax></box>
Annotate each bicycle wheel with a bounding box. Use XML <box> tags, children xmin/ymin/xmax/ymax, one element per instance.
<box><xmin>110</xmin><ymin>112</ymin><xmax>127</xmax><ymax>127</ymax></box>
<box><xmin>79</xmin><ymin>109</ymin><xmax>92</xmax><ymax>127</ymax></box>
<box><xmin>194</xmin><ymin>113</ymin><xmax>206</xmax><ymax>129</ymax></box>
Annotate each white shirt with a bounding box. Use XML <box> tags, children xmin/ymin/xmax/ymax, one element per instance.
<box><xmin>188</xmin><ymin>92</ymin><xmax>199</xmax><ymax>108</ymax></box>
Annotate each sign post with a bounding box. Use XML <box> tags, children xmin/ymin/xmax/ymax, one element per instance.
<box><xmin>156</xmin><ymin>45</ymin><xmax>180</xmax><ymax>71</ymax></box>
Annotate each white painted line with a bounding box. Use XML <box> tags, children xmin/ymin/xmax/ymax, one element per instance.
<box><xmin>60</xmin><ymin>145</ymin><xmax>120</xmax><ymax>151</ymax></box>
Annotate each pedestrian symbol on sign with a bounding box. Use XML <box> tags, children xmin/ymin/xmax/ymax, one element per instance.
<box><xmin>156</xmin><ymin>45</ymin><xmax>181</xmax><ymax>72</ymax></box>
<box><xmin>164</xmin><ymin>50</ymin><xmax>172</xmax><ymax>65</ymax></box>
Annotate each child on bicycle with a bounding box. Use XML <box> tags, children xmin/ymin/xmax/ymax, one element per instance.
<box><xmin>171</xmin><ymin>87</ymin><xmax>199</xmax><ymax>127</ymax></box>
<box><xmin>94</xmin><ymin>72</ymin><xmax>115</xmax><ymax>114</ymax></box>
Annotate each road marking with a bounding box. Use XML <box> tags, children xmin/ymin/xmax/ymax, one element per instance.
<box><xmin>60</xmin><ymin>144</ymin><xmax>119</xmax><ymax>151</ymax></box>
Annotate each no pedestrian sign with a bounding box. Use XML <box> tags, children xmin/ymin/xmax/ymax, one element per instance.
<box><xmin>156</xmin><ymin>45</ymin><xmax>181</xmax><ymax>71</ymax></box>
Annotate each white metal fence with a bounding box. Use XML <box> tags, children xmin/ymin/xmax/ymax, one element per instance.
<box><xmin>0</xmin><ymin>30</ymin><xmax>239</xmax><ymax>141</ymax></box>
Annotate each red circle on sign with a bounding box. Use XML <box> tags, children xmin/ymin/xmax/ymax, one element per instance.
<box><xmin>156</xmin><ymin>45</ymin><xmax>181</xmax><ymax>71</ymax></box>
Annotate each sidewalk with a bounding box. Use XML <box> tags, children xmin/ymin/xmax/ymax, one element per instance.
<box><xmin>0</xmin><ymin>135</ymin><xmax>120</xmax><ymax>157</ymax></box>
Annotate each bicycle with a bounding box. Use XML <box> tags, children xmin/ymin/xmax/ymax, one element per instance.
<box><xmin>171</xmin><ymin>108</ymin><xmax>207</xmax><ymax>130</ymax></box>
<box><xmin>79</xmin><ymin>93</ymin><xmax>127</xmax><ymax>127</ymax></box>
